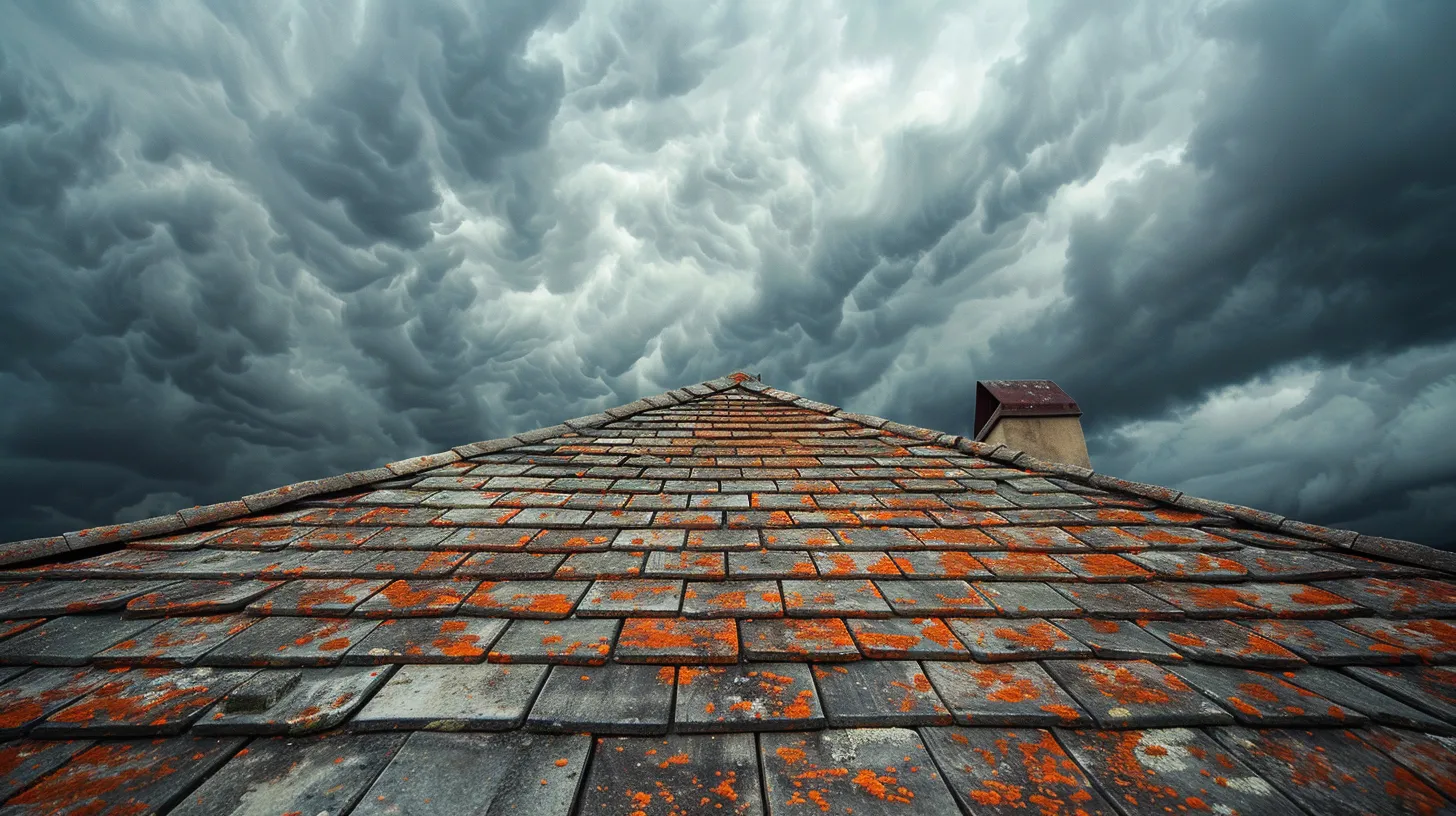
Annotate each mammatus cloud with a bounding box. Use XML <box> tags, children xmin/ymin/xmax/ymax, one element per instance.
<box><xmin>0</xmin><ymin>0</ymin><xmax>1452</xmax><ymax>547</ymax></box>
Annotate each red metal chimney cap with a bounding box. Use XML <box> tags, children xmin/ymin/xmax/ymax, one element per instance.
<box><xmin>974</xmin><ymin>380</ymin><xmax>1081</xmax><ymax>441</ymax></box>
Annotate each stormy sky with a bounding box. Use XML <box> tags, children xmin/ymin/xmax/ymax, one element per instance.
<box><xmin>2</xmin><ymin>0</ymin><xmax>1453</xmax><ymax>548</ymax></box>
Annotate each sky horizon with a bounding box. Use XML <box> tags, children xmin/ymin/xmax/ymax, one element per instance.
<box><xmin>1</xmin><ymin>0</ymin><xmax>1453</xmax><ymax>549</ymax></box>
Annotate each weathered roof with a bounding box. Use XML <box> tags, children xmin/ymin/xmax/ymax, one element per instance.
<box><xmin>0</xmin><ymin>371</ymin><xmax>1452</xmax><ymax>814</ymax></box>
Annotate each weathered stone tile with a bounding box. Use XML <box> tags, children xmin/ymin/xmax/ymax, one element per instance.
<box><xmin>1211</xmin><ymin>726</ymin><xmax>1450</xmax><ymax>816</ymax></box>
<box><xmin>685</xmin><ymin>528</ymin><xmax>761</xmax><ymax>550</ymax></box>
<box><xmin>123</xmin><ymin>580</ymin><xmax>279</xmax><ymax>617</ymax></box>
<box><xmin>945</xmin><ymin>618</ymin><xmax>1090</xmax><ymax>661</ymax></box>
<box><xmin>0</xmin><ymin>616</ymin><xmax>156</xmax><ymax>666</ymax></box>
<box><xmin>911</xmin><ymin>528</ymin><xmax>1000</xmax><ymax>551</ymax></box>
<box><xmin>454</xmin><ymin>551</ymin><xmax>565</xmax><ymax>578</ymax></box>
<box><xmin>889</xmin><ymin>550</ymin><xmax>992</xmax><ymax>580</ymax></box>
<box><xmin>352</xmin><ymin>663</ymin><xmax>549</xmax><ymax>731</ymax></box>
<box><xmin>1244</xmin><ymin>618</ymin><xmax>1404</xmax><ymax>665</ymax></box>
<box><xmin>760</xmin><ymin>728</ymin><xmax>961</xmax><ymax>815</ymax></box>
<box><xmin>873</xmin><ymin>579</ymin><xmax>993</xmax><ymax>616</ymax></box>
<box><xmin>922</xmin><ymin>661</ymin><xmax>1089</xmax><ymax>727</ymax></box>
<box><xmin>1345</xmin><ymin>665</ymin><xmax>1456</xmax><ymax>721</ymax></box>
<box><xmin>0</xmin><ymin>668</ymin><xmax>108</xmax><ymax>737</ymax></box>
<box><xmin>985</xmin><ymin>526</ymin><xmax>1088</xmax><ymax>552</ymax></box>
<box><xmin>349</xmin><ymin>550</ymin><xmax>469</xmax><ymax>578</ymax></box>
<box><xmin>562</xmin><ymin>493</ymin><xmax>630</xmax><ymax>510</ymax></box>
<box><xmin>170</xmin><ymin>733</ymin><xmax>406</xmax><ymax>816</ymax></box>
<box><xmin>761</xmin><ymin>528</ymin><xmax>838</xmax><ymax>549</ymax></box>
<box><xmin>555</xmin><ymin>551</ymin><xmax>646</xmax><ymax>579</ymax></box>
<box><xmin>200</xmin><ymin>616</ymin><xmax>379</xmax><ymax>667</ymax></box>
<box><xmin>1059</xmin><ymin>728</ymin><xmax>1297</xmax><ymax>816</ymax></box>
<box><xmin>430</xmin><ymin>507</ymin><xmax>520</xmax><ymax>527</ymax></box>
<box><xmin>0</xmin><ymin>736</ymin><xmax>244</xmax><ymax>816</ymax></box>
<box><xmin>294</xmin><ymin>526</ymin><xmax>385</xmax><ymax>550</ymax></box>
<box><xmin>725</xmin><ymin>510</ymin><xmax>796</xmax><ymax>528</ymax></box>
<box><xmin>1050</xmin><ymin>583</ymin><xmax>1183</xmax><ymax>620</ymax></box>
<box><xmin>1141</xmin><ymin>581</ymin><xmax>1357</xmax><ymax>619</ymax></box>
<box><xmin>434</xmin><ymin>527</ymin><xmax>543</xmax><ymax>550</ymax></box>
<box><xmin>93</xmin><ymin>614</ymin><xmax>255</xmax><ymax>667</ymax></box>
<box><xmin>811</xmin><ymin>551</ymin><xmax>902</xmax><ymax>578</ymax></box>
<box><xmin>682</xmin><ymin>581</ymin><xmax>783</xmax><ymax>618</ymax></box>
<box><xmin>1055</xmin><ymin>619</ymin><xmax>1183</xmax><ymax>661</ymax></box>
<box><xmin>1283</xmin><ymin>666</ymin><xmax>1455</xmax><ymax>734</ymax></box>
<box><xmin>1050</xmin><ymin>552</ymin><xmax>1154</xmax><ymax>582</ymax></box>
<box><xmin>0</xmin><ymin>739</ymin><xmax>94</xmax><ymax>802</ymax></box>
<box><xmin>644</xmin><ymin>551</ymin><xmax>726</xmax><ymax>578</ymax></box>
<box><xmin>1042</xmin><ymin>660</ymin><xmax>1233</xmax><ymax>728</ymax></box>
<box><xmin>353</xmin><ymin>731</ymin><xmax>589</xmax><ymax>816</ymax></box>
<box><xmin>921</xmin><ymin>727</ymin><xmax>1115</xmax><ymax>816</ymax></box>
<box><xmin>578</xmin><ymin>580</ymin><xmax>684</xmax><ymax>617</ymax></box>
<box><xmin>207</xmin><ymin>526</ymin><xmax>309</xmax><ymax>551</ymax></box>
<box><xmin>1340</xmin><ymin>617</ymin><xmax>1456</xmax><ymax>664</ymax></box>
<box><xmin>521</xmin><ymin>529</ymin><xmax>614</xmax><ymax>552</ymax></box>
<box><xmin>460</xmin><ymin>580</ymin><xmax>590</xmax><ymax>619</ymax></box>
<box><xmin>579</xmin><ymin>733</ymin><xmax>761</xmax><ymax>816</ymax></box>
<box><xmin>727</xmin><ymin>550</ymin><xmax>817</xmax><ymax>578</ymax></box>
<box><xmin>129</xmin><ymin>528</ymin><xmax>229</xmax><ymax>551</ymax></box>
<box><xmin>343</xmin><ymin>617</ymin><xmax>506</xmax><ymax>664</ymax></box>
<box><xmin>741</xmin><ymin>618</ymin><xmax>861</xmax><ymax>662</ymax></box>
<box><xmin>970</xmin><ymin>581</ymin><xmax>1082</xmax><ymax>617</ymax></box>
<box><xmin>1314</xmin><ymin>577</ymin><xmax>1456</xmax><ymax>618</ymax></box>
<box><xmin>353</xmin><ymin>578</ymin><xmax>478</xmax><ymax>618</ymax></box>
<box><xmin>246</xmin><ymin>578</ymin><xmax>387</xmax><ymax>616</ymax></box>
<box><xmin>356</xmin><ymin>527</ymin><xmax>455</xmax><ymax>550</ymax></box>
<box><xmin>487</xmin><ymin>618</ymin><xmax>619</xmax><ymax>665</ymax></box>
<box><xmin>1172</xmin><ymin>663</ymin><xmax>1364</xmax><ymax>726</ymax></box>
<box><xmin>352</xmin><ymin>507</ymin><xmax>448</xmax><ymax>527</ymax></box>
<box><xmin>626</xmin><ymin>493</ymin><xmax>688</xmax><ymax>510</ymax></box>
<box><xmin>1362</xmin><ymin>726</ymin><xmax>1456</xmax><ymax>800</ymax></box>
<box><xmin>813</xmin><ymin>660</ymin><xmax>950</xmax><ymax>727</ymax></box>
<box><xmin>674</xmin><ymin>663</ymin><xmax>823</xmax><ymax>732</ymax></box>
<box><xmin>23</xmin><ymin>549</ymin><xmax>175</xmax><ymax>578</ymax></box>
<box><xmin>781</xmin><ymin>579</ymin><xmax>891</xmax><ymax>617</ymax></box>
<box><xmin>830</xmin><ymin>527</ymin><xmax>925</xmax><ymax>551</ymax></box>
<box><xmin>1124</xmin><ymin>550</ymin><xmax>1248</xmax><ymax>581</ymax></box>
<box><xmin>526</xmin><ymin>663</ymin><xmax>674</xmax><ymax>734</ymax></box>
<box><xmin>846</xmin><ymin>618</ymin><xmax>969</xmax><ymax>660</ymax></box>
<box><xmin>1141</xmin><ymin>620</ymin><xmax>1306</xmax><ymax>668</ymax></box>
<box><xmin>194</xmin><ymin>666</ymin><xmax>390</xmax><ymax>735</ymax></box>
<box><xmin>0</xmin><ymin>580</ymin><xmax>169</xmax><ymax>618</ymax></box>
<box><xmin>31</xmin><ymin>667</ymin><xmax>254</xmax><ymax>737</ymax></box>
<box><xmin>1221</xmin><ymin>547</ymin><xmax>1358</xmax><ymax>580</ymax></box>
<box><xmin>615</xmin><ymin>618</ymin><xmax>738</xmax><ymax>664</ymax></box>
<box><xmin>976</xmin><ymin>552</ymin><xmax>1076</xmax><ymax>580</ymax></box>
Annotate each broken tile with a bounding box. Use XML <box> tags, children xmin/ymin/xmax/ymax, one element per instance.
<box><xmin>727</xmin><ymin>550</ymin><xmax>817</xmax><ymax>579</ymax></box>
<box><xmin>578</xmin><ymin>580</ymin><xmax>684</xmax><ymax>617</ymax></box>
<box><xmin>1171</xmin><ymin>663</ymin><xmax>1363</xmax><ymax>726</ymax></box>
<box><xmin>1059</xmin><ymin>728</ymin><xmax>1297</xmax><ymax>816</ymax></box>
<box><xmin>1283</xmin><ymin>666</ymin><xmax>1455</xmax><ymax>734</ymax></box>
<box><xmin>1345</xmin><ymin>665</ymin><xmax>1456</xmax><ymax>721</ymax></box>
<box><xmin>123</xmin><ymin>580</ymin><xmax>279</xmax><ymax>617</ymax></box>
<box><xmin>1244</xmin><ymin>618</ymin><xmax>1403</xmax><ymax>665</ymax></box>
<box><xmin>454</xmin><ymin>552</ymin><xmax>565</xmax><ymax>579</ymax></box>
<box><xmin>487</xmin><ymin>619</ymin><xmax>619</xmax><ymax>665</ymax></box>
<box><xmin>874</xmin><ymin>579</ymin><xmax>993</xmax><ymax>616</ymax></box>
<box><xmin>32</xmin><ymin>667</ymin><xmax>255</xmax><ymax>737</ymax></box>
<box><xmin>922</xmin><ymin>661</ymin><xmax>1089</xmax><ymax>727</ymax></box>
<box><xmin>846</xmin><ymin>618</ymin><xmax>969</xmax><ymax>660</ymax></box>
<box><xmin>682</xmin><ymin>581</ymin><xmax>783</xmax><ymax>618</ymax></box>
<box><xmin>1050</xmin><ymin>583</ymin><xmax>1183</xmax><ymax>619</ymax></box>
<box><xmin>200</xmin><ymin>616</ymin><xmax>379</xmax><ymax>667</ymax></box>
<box><xmin>0</xmin><ymin>668</ymin><xmax>108</xmax><ymax>738</ymax></box>
<box><xmin>195</xmin><ymin>666</ymin><xmax>390</xmax><ymax>735</ymax></box>
<box><xmin>781</xmin><ymin>580</ymin><xmax>891</xmax><ymax>617</ymax></box>
<box><xmin>1340</xmin><ymin>617</ymin><xmax>1456</xmax><ymax>664</ymax></box>
<box><xmin>460</xmin><ymin>580</ymin><xmax>590</xmax><ymax>619</ymax></box>
<box><xmin>579</xmin><ymin>733</ymin><xmax>761</xmax><ymax>816</ymax></box>
<box><xmin>1055</xmin><ymin>619</ymin><xmax>1183</xmax><ymax>662</ymax></box>
<box><xmin>94</xmin><ymin>614</ymin><xmax>256</xmax><ymax>667</ymax></box>
<box><xmin>921</xmin><ymin>727</ymin><xmax>1115</xmax><ymax>816</ymax></box>
<box><xmin>675</xmin><ymin>663</ymin><xmax>824</xmax><ymax>732</ymax></box>
<box><xmin>1042</xmin><ymin>660</ymin><xmax>1233</xmax><ymax>728</ymax></box>
<box><xmin>741</xmin><ymin>618</ymin><xmax>861</xmax><ymax>662</ymax></box>
<box><xmin>352</xmin><ymin>731</ymin><xmax>589</xmax><ymax>816</ymax></box>
<box><xmin>352</xmin><ymin>663</ymin><xmax>549</xmax><ymax>731</ymax></box>
<box><xmin>760</xmin><ymin>728</ymin><xmax>961</xmax><ymax>815</ymax></box>
<box><xmin>1212</xmin><ymin>726</ymin><xmax>1450</xmax><ymax>816</ymax></box>
<box><xmin>944</xmin><ymin>618</ymin><xmax>1090</xmax><ymax>662</ymax></box>
<box><xmin>0</xmin><ymin>616</ymin><xmax>156</xmax><ymax>666</ymax></box>
<box><xmin>812</xmin><ymin>661</ymin><xmax>950</xmax><ymax>727</ymax></box>
<box><xmin>0</xmin><ymin>580</ymin><xmax>167</xmax><ymax>618</ymax></box>
<box><xmin>0</xmin><ymin>739</ymin><xmax>94</xmax><ymax>802</ymax></box>
<box><xmin>170</xmin><ymin>733</ymin><xmax>406</xmax><ymax>816</ymax></box>
<box><xmin>1141</xmin><ymin>619</ymin><xmax>1306</xmax><ymax>668</ymax></box>
<box><xmin>246</xmin><ymin>578</ymin><xmax>387</xmax><ymax>616</ymax></box>
<box><xmin>614</xmin><ymin>618</ymin><xmax>738</xmax><ymax>664</ymax></box>
<box><xmin>526</xmin><ymin>663</ymin><xmax>674</xmax><ymax>734</ymax></box>
<box><xmin>970</xmin><ymin>581</ymin><xmax>1082</xmax><ymax>617</ymax></box>
<box><xmin>343</xmin><ymin>617</ymin><xmax>507</xmax><ymax>664</ymax></box>
<box><xmin>0</xmin><ymin>736</ymin><xmax>243</xmax><ymax>816</ymax></box>
<box><xmin>353</xmin><ymin>578</ymin><xmax>477</xmax><ymax>618</ymax></box>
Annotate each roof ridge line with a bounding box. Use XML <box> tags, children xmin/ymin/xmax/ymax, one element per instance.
<box><xmin>0</xmin><ymin>372</ymin><xmax>749</xmax><ymax>566</ymax></box>
<box><xmin>738</xmin><ymin>377</ymin><xmax>1456</xmax><ymax>575</ymax></box>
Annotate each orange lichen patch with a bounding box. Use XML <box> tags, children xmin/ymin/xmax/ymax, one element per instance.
<box><xmin>372</xmin><ymin>580</ymin><xmax>470</xmax><ymax>613</ymax></box>
<box><xmin>250</xmin><ymin>579</ymin><xmax>378</xmax><ymax>615</ymax></box>
<box><xmin>993</xmin><ymin>621</ymin><xmax>1072</xmax><ymax>652</ymax></box>
<box><xmin>1286</xmin><ymin>586</ymin><xmax>1353</xmax><ymax>607</ymax></box>
<box><xmin>1178</xmin><ymin>585</ymin><xmax>1261</xmax><ymax>613</ymax></box>
<box><xmin>1059</xmin><ymin>553</ymin><xmax>1153</xmax><ymax>580</ymax></box>
<box><xmin>763</xmin><ymin>619</ymin><xmax>858</xmax><ymax>655</ymax></box>
<box><xmin>914</xmin><ymin>528</ymin><xmax>999</xmax><ymax>547</ymax></box>
<box><xmin>46</xmin><ymin>669</ymin><xmax>223</xmax><ymax>727</ymax></box>
<box><xmin>979</xmin><ymin>553</ymin><xmax>1070</xmax><ymax>578</ymax></box>
<box><xmin>1167</xmin><ymin>633</ymin><xmax>1206</xmax><ymax>648</ymax></box>
<box><xmin>1087</xmin><ymin>619</ymin><xmax>1124</xmax><ymax>634</ymax></box>
<box><xmin>851</xmin><ymin>768</ymin><xmax>914</xmax><ymax>803</ymax></box>
<box><xmin>617</xmin><ymin>618</ymin><xmax>738</xmax><ymax>663</ymax></box>
<box><xmin>1076</xmin><ymin>663</ymin><xmax>1171</xmax><ymax>705</ymax></box>
<box><xmin>877</xmin><ymin>494</ymin><xmax>947</xmax><ymax>510</ymax></box>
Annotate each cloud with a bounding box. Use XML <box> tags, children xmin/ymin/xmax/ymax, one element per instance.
<box><xmin>0</xmin><ymin>0</ymin><xmax>1452</xmax><ymax>548</ymax></box>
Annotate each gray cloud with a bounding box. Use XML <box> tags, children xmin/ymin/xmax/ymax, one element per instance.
<box><xmin>0</xmin><ymin>0</ymin><xmax>1452</xmax><ymax>549</ymax></box>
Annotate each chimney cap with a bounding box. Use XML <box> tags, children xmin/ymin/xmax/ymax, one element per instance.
<box><xmin>974</xmin><ymin>380</ymin><xmax>1081</xmax><ymax>441</ymax></box>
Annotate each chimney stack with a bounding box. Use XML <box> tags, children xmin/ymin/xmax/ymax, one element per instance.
<box><xmin>973</xmin><ymin>380</ymin><xmax>1091</xmax><ymax>468</ymax></box>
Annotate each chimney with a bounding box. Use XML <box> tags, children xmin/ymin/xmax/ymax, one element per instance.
<box><xmin>973</xmin><ymin>380</ymin><xmax>1091</xmax><ymax>468</ymax></box>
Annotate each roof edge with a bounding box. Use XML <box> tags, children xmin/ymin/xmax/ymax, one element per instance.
<box><xmin>0</xmin><ymin>372</ymin><xmax>750</xmax><ymax>566</ymax></box>
<box><xmin>743</xmin><ymin>381</ymin><xmax>1456</xmax><ymax>575</ymax></box>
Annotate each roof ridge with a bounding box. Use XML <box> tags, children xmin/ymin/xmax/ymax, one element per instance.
<box><xmin>0</xmin><ymin>372</ymin><xmax>751</xmax><ymax>566</ymax></box>
<box><xmin>734</xmin><ymin>377</ymin><xmax>1456</xmax><ymax>575</ymax></box>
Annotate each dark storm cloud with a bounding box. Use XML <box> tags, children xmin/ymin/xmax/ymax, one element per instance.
<box><xmin>0</xmin><ymin>0</ymin><xmax>1452</xmax><ymax>548</ymax></box>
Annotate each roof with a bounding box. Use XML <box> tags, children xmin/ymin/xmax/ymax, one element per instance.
<box><xmin>0</xmin><ymin>371</ymin><xmax>1452</xmax><ymax>815</ymax></box>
